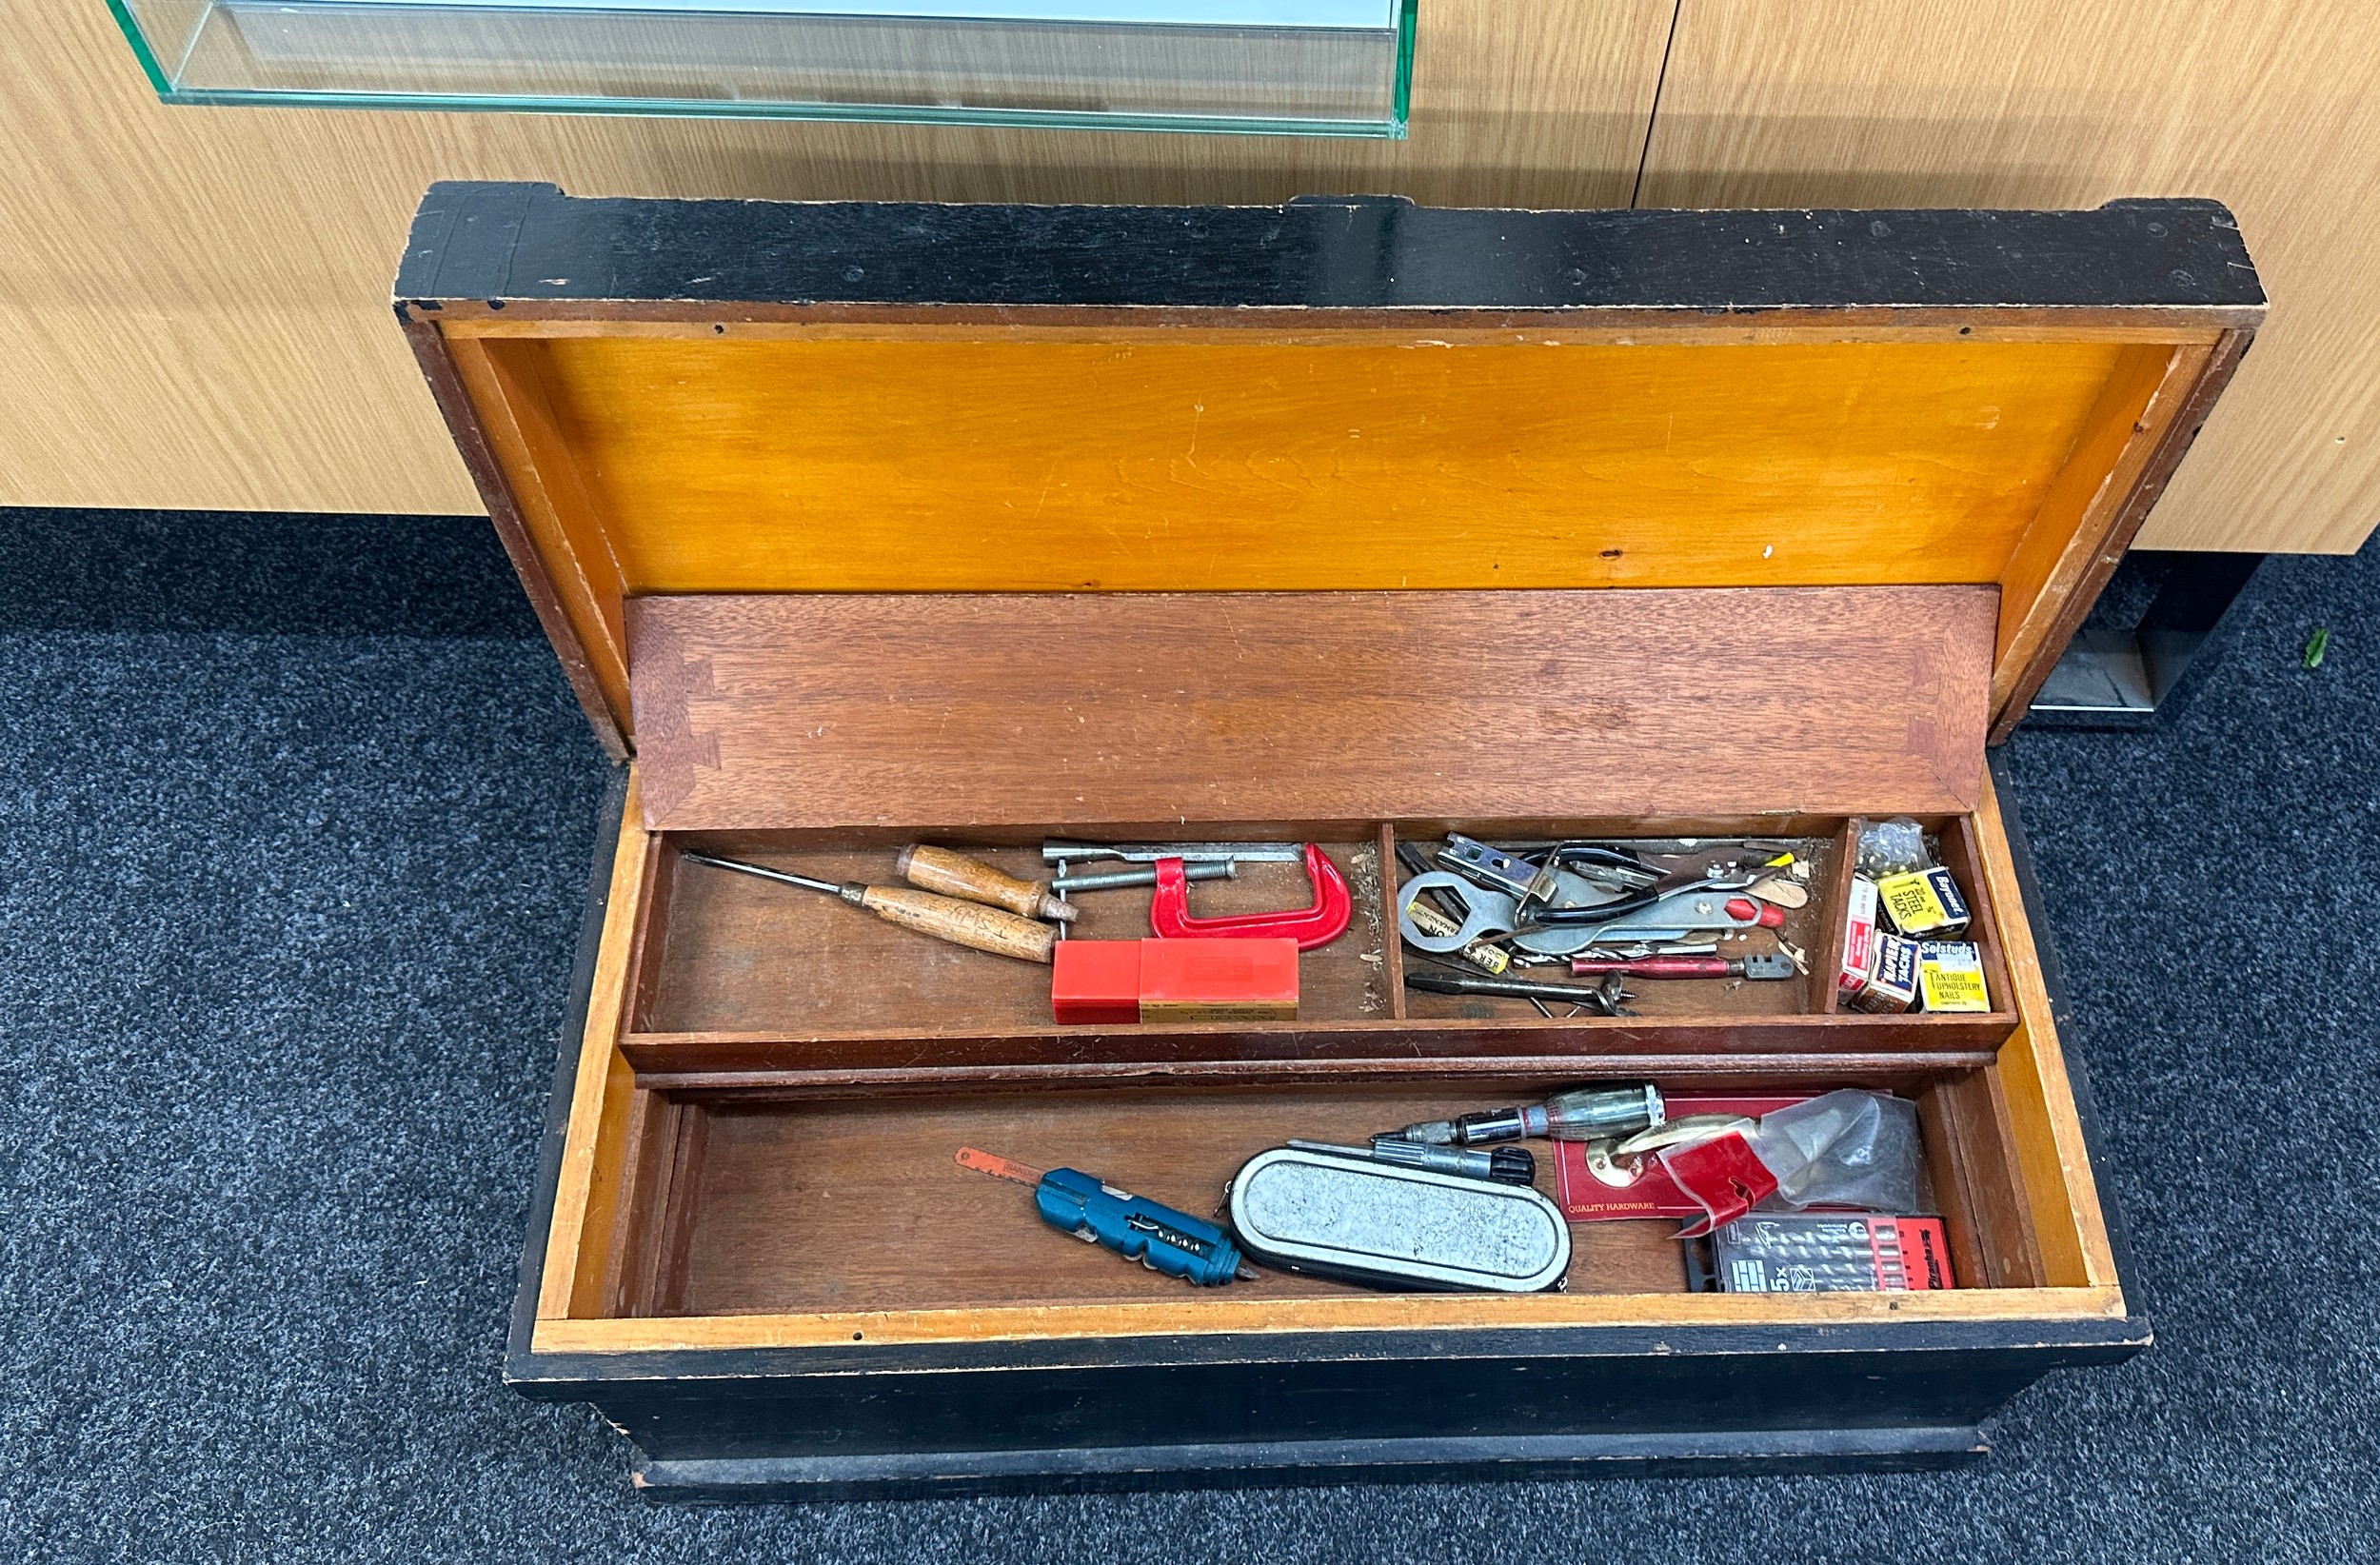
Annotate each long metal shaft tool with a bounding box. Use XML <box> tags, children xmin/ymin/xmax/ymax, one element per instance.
<box><xmin>1402</xmin><ymin>971</ymin><xmax>1632</xmax><ymax>1011</ymax></box>
<box><xmin>1043</xmin><ymin>840</ymin><xmax>1304</xmax><ymax>865</ymax></box>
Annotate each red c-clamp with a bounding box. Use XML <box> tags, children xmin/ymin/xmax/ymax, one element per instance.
<box><xmin>1149</xmin><ymin>843</ymin><xmax>1353</xmax><ymax>951</ymax></box>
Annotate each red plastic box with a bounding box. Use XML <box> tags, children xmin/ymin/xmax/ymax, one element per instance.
<box><xmin>1052</xmin><ymin>939</ymin><xmax>1299</xmax><ymax>1023</ymax></box>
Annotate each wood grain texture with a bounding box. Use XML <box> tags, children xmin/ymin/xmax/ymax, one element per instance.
<box><xmin>446</xmin><ymin>317</ymin><xmax>2210</xmax><ymax>743</ymax></box>
<box><xmin>447</xmin><ymin>316</ymin><xmax>2238</xmax><ymax>344</ymax></box>
<box><xmin>625</xmin><ymin>587</ymin><xmax>1998</xmax><ymax>832</ymax></box>
<box><xmin>13</xmin><ymin>2</ymin><xmax>2351</xmax><ymax>556</ymax></box>
<box><xmin>1638</xmin><ymin>0</ymin><xmax>2380</xmax><ymax>554</ymax></box>
<box><xmin>0</xmin><ymin>0</ymin><xmax>1674</xmax><ymax>514</ymax></box>
<box><xmin>506</xmin><ymin>331</ymin><xmax>2147</xmax><ymax>596</ymax></box>
<box><xmin>526</xmin><ymin>768</ymin><xmax>2112</xmax><ymax>1344</ymax></box>
<box><xmin>605</xmin><ymin>1091</ymin><xmax>685</xmax><ymax>1317</ymax></box>
<box><xmin>1809</xmin><ymin>820</ymin><xmax>1861</xmax><ymax>1016</ymax></box>
<box><xmin>537</xmin><ymin>774</ymin><xmax>653</xmax><ymax>1319</ymax></box>
<box><xmin>1970</xmin><ymin>769</ymin><xmax>2117</xmax><ymax>1291</ymax></box>
<box><xmin>1378</xmin><ymin>823</ymin><xmax>1410</xmax><ymax>1021</ymax></box>
<box><xmin>898</xmin><ymin>844</ymin><xmax>1069</xmax><ymax>921</ymax></box>
<box><xmin>1988</xmin><ymin>343</ymin><xmax>2194</xmax><ymax>717</ymax></box>
<box><xmin>620</xmin><ymin>1018</ymin><xmax>2010</xmax><ymax>1078</ymax></box>
<box><xmin>407</xmin><ymin>189</ymin><xmax>2247</xmax><ymax>755</ymax></box>
<box><xmin>531</xmin><ymin>1282</ymin><xmax>2132</xmax><ymax>1356</ymax></box>
<box><xmin>636</xmin><ymin>1059</ymin><xmax>1991</xmax><ymax>1099</ymax></box>
<box><xmin>856</xmin><ymin>886</ymin><xmax>1059</xmax><ymax>963</ymax></box>
<box><xmin>613</xmin><ymin>1095</ymin><xmax>708</xmax><ymax>1317</ymax></box>
<box><xmin>623</xmin><ymin>827</ymin><xmax>683</xmax><ymax>1031</ymax></box>
<box><xmin>403</xmin><ymin>318</ymin><xmax>627</xmax><ymax>756</ymax></box>
<box><xmin>643</xmin><ymin>832</ymin><xmax>1887</xmax><ymax>1038</ymax></box>
<box><xmin>523</xmin><ymin>770</ymin><xmax>2121</xmax><ymax>1344</ymax></box>
<box><xmin>1914</xmin><ymin>1071</ymin><xmax>2045</xmax><ymax>1292</ymax></box>
<box><xmin>669</xmin><ymin>1089</ymin><xmax>1693</xmax><ymax>1316</ymax></box>
<box><xmin>1934</xmin><ymin>817</ymin><xmax>2015</xmax><ymax>1020</ymax></box>
<box><xmin>439</xmin><ymin>334</ymin><xmax>634</xmax><ymax>749</ymax></box>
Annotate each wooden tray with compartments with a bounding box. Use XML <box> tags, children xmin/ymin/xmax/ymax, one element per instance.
<box><xmin>396</xmin><ymin>183</ymin><xmax>2262</xmax><ymax>1499</ymax></box>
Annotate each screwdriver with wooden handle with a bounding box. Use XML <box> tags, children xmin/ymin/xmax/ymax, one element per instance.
<box><xmin>896</xmin><ymin>844</ymin><xmax>1077</xmax><ymax>922</ymax></box>
<box><xmin>682</xmin><ymin>851</ymin><xmax>1058</xmax><ymax>962</ymax></box>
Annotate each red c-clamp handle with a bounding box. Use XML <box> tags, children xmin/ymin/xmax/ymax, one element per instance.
<box><xmin>1149</xmin><ymin>843</ymin><xmax>1353</xmax><ymax>951</ymax></box>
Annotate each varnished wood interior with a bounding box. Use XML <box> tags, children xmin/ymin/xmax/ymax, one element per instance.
<box><xmin>387</xmin><ymin>196</ymin><xmax>2181</xmax><ymax>1378</ymax></box>
<box><xmin>1811</xmin><ymin>812</ymin><xmax>2016</xmax><ymax>1020</ymax></box>
<box><xmin>626</xmin><ymin>587</ymin><xmax>1997</xmax><ymax>833</ymax></box>
<box><xmin>533</xmin><ymin>763</ymin><xmax>2119</xmax><ymax>1352</ymax></box>
<box><xmin>573</xmin><ymin>807</ymin><xmax>2050</xmax><ymax>1323</ymax></box>
<box><xmin>426</xmin><ymin>316</ymin><xmax>2222</xmax><ymax>750</ymax></box>
<box><xmin>499</xmin><ymin>331</ymin><xmax>2165</xmax><ymax>597</ymax></box>
<box><xmin>608</xmin><ymin>1080</ymin><xmax>1983</xmax><ymax>1318</ymax></box>
<box><xmin>628</xmin><ymin>818</ymin><xmax>2013</xmax><ymax>1043</ymax></box>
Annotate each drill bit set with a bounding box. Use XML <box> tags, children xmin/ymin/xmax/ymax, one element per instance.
<box><xmin>1395</xmin><ymin>834</ymin><xmax>1815</xmax><ymax>1014</ymax></box>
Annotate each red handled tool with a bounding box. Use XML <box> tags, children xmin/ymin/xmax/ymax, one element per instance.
<box><xmin>1148</xmin><ymin>842</ymin><xmax>1352</xmax><ymax>950</ymax></box>
<box><xmin>1571</xmin><ymin>953</ymin><xmax>1796</xmax><ymax>981</ymax></box>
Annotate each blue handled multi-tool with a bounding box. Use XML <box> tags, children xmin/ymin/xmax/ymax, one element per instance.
<box><xmin>957</xmin><ymin>1147</ymin><xmax>1255</xmax><ymax>1287</ymax></box>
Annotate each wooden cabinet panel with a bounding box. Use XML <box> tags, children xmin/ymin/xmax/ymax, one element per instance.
<box><xmin>10</xmin><ymin>0</ymin><xmax>2377</xmax><ymax>554</ymax></box>
<box><xmin>1638</xmin><ymin>0</ymin><xmax>2380</xmax><ymax>554</ymax></box>
<box><xmin>0</xmin><ymin>2</ymin><xmax>1675</xmax><ymax>516</ymax></box>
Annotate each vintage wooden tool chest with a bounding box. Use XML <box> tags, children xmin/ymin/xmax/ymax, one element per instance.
<box><xmin>395</xmin><ymin>182</ymin><xmax>2263</xmax><ymax>1499</ymax></box>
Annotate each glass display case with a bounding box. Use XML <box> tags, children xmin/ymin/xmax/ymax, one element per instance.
<box><xmin>107</xmin><ymin>0</ymin><xmax>1416</xmax><ymax>135</ymax></box>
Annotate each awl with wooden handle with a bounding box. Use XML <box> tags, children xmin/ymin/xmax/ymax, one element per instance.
<box><xmin>897</xmin><ymin>844</ymin><xmax>1078</xmax><ymax>922</ymax></box>
<box><xmin>683</xmin><ymin>852</ymin><xmax>1058</xmax><ymax>962</ymax></box>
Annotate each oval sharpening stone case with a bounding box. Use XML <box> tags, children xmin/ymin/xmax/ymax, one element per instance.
<box><xmin>1229</xmin><ymin>1148</ymin><xmax>1573</xmax><ymax>1293</ymax></box>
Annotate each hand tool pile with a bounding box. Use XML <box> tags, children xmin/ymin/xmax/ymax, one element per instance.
<box><xmin>684</xmin><ymin>837</ymin><xmax>1355</xmax><ymax>1022</ymax></box>
<box><xmin>961</xmin><ymin>1082</ymin><xmax>1954</xmax><ymax>1298</ymax></box>
<box><xmin>1395</xmin><ymin>834</ymin><xmax>1815</xmax><ymax>1015</ymax></box>
<box><xmin>684</xmin><ymin>824</ymin><xmax>1988</xmax><ymax>1020</ymax></box>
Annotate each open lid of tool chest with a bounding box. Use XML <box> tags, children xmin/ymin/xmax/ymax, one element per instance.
<box><xmin>396</xmin><ymin>181</ymin><xmax>2263</xmax><ymax>830</ymax></box>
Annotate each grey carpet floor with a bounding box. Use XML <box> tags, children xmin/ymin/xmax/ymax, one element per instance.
<box><xmin>2</xmin><ymin>508</ymin><xmax>2374</xmax><ymax>1560</ymax></box>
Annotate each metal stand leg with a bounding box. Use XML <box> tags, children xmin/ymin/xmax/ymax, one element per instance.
<box><xmin>2027</xmin><ymin>549</ymin><xmax>2266</xmax><ymax>729</ymax></box>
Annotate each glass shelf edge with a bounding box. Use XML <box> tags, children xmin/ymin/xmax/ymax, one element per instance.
<box><xmin>106</xmin><ymin>0</ymin><xmax>179</xmax><ymax>95</ymax></box>
<box><xmin>146</xmin><ymin>86</ymin><xmax>1407</xmax><ymax>137</ymax></box>
<box><xmin>1391</xmin><ymin>0</ymin><xmax>1416</xmax><ymax>128</ymax></box>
